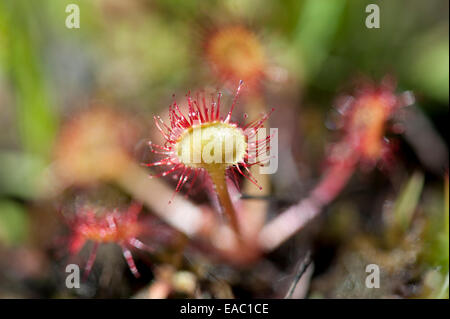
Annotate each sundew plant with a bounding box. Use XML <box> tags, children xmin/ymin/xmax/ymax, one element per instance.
<box><xmin>0</xmin><ymin>0</ymin><xmax>448</xmax><ymax>300</ymax></box>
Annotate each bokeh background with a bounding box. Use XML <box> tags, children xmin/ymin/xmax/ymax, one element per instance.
<box><xmin>0</xmin><ymin>0</ymin><xmax>448</xmax><ymax>298</ymax></box>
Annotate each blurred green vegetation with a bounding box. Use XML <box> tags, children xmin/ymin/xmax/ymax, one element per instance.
<box><xmin>420</xmin><ymin>176</ymin><xmax>449</xmax><ymax>298</ymax></box>
<box><xmin>0</xmin><ymin>200</ymin><xmax>29</xmax><ymax>246</ymax></box>
<box><xmin>0</xmin><ymin>0</ymin><xmax>448</xmax><ymax>298</ymax></box>
<box><xmin>392</xmin><ymin>171</ymin><xmax>424</xmax><ymax>234</ymax></box>
<box><xmin>0</xmin><ymin>1</ymin><xmax>58</xmax><ymax>157</ymax></box>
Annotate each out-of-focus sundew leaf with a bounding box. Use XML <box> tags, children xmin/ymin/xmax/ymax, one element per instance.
<box><xmin>392</xmin><ymin>171</ymin><xmax>424</xmax><ymax>233</ymax></box>
<box><xmin>0</xmin><ymin>200</ymin><xmax>29</xmax><ymax>246</ymax></box>
<box><xmin>0</xmin><ymin>0</ymin><xmax>58</xmax><ymax>157</ymax></box>
<box><xmin>0</xmin><ymin>151</ymin><xmax>46</xmax><ymax>199</ymax></box>
<box><xmin>292</xmin><ymin>0</ymin><xmax>346</xmax><ymax>81</ymax></box>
